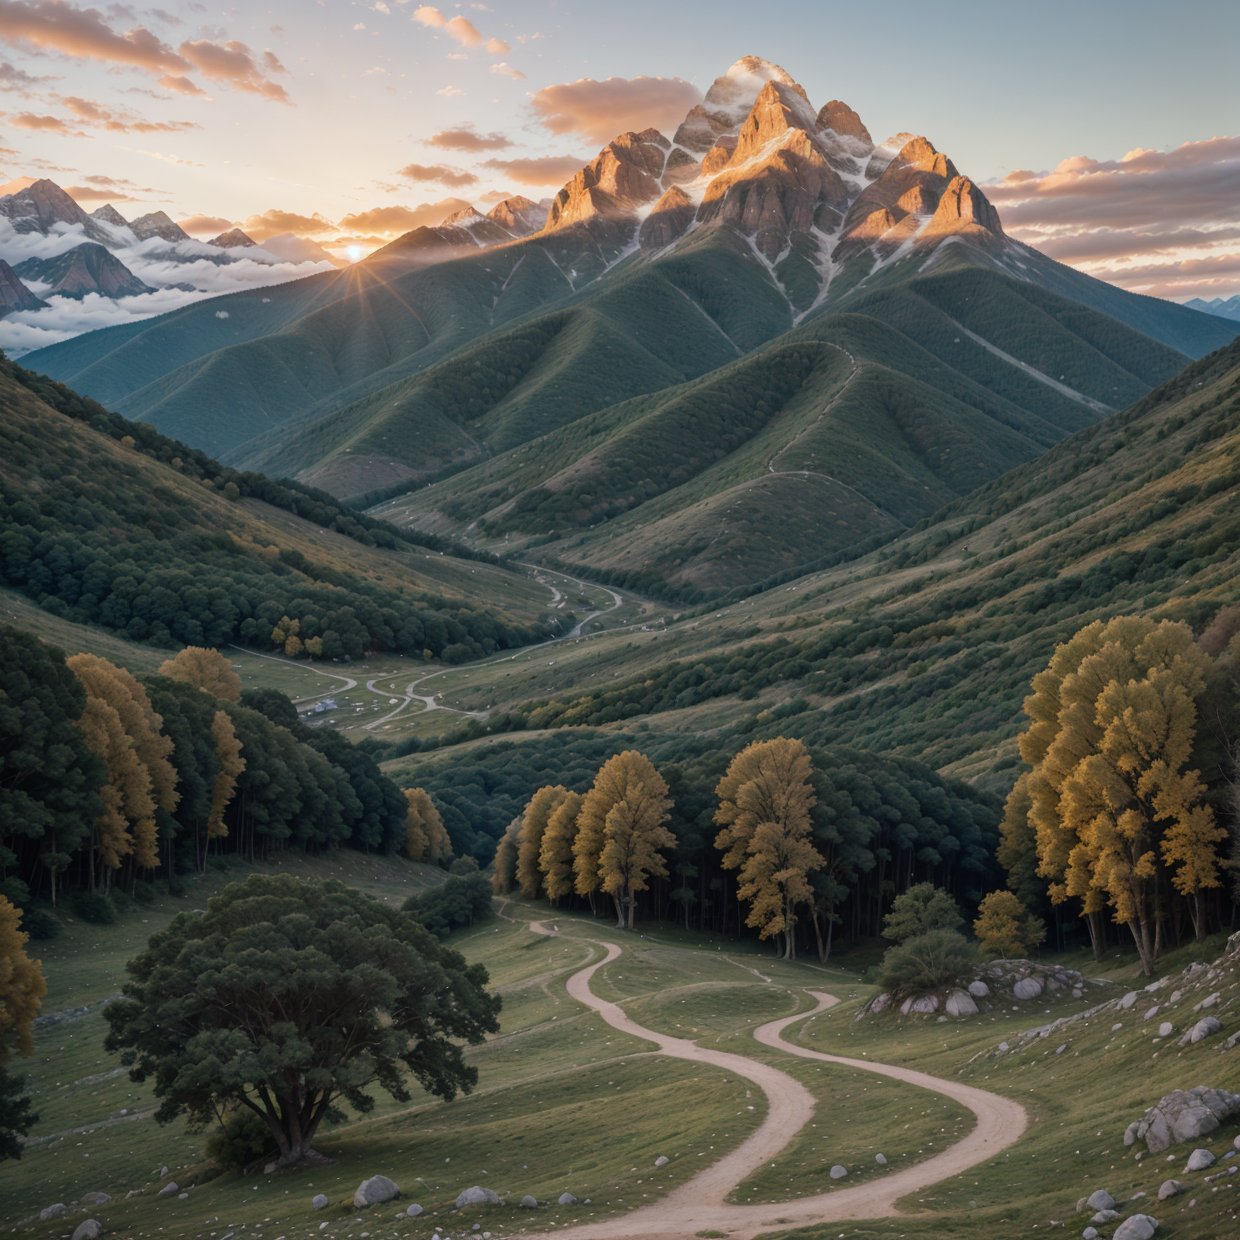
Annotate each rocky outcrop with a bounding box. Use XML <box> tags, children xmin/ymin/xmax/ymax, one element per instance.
<box><xmin>546</xmin><ymin>129</ymin><xmax>669</xmax><ymax>229</ymax></box>
<box><xmin>1124</xmin><ymin>1087</ymin><xmax>1240</xmax><ymax>1153</ymax></box>
<box><xmin>455</xmin><ymin>1185</ymin><xmax>500</xmax><ymax>1207</ymax></box>
<box><xmin>640</xmin><ymin>186</ymin><xmax>695</xmax><ymax>247</ymax></box>
<box><xmin>817</xmin><ymin>99</ymin><xmax>872</xmax><ymax>144</ymax></box>
<box><xmin>924</xmin><ymin>176</ymin><xmax>1004</xmax><ymax>238</ymax></box>
<box><xmin>486</xmin><ymin>195</ymin><xmax>546</xmax><ymax>236</ymax></box>
<box><xmin>673</xmin><ymin>55</ymin><xmax>801</xmax><ymax>155</ymax></box>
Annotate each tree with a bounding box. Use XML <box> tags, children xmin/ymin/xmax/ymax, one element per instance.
<box><xmin>491</xmin><ymin>821</ymin><xmax>520</xmax><ymax>895</ymax></box>
<box><xmin>973</xmin><ymin>890</ymin><xmax>1045</xmax><ymax>958</ymax></box>
<box><xmin>0</xmin><ymin>895</ymin><xmax>46</xmax><ymax>1160</ymax></box>
<box><xmin>578</xmin><ymin>751</ymin><xmax>673</xmax><ymax>928</ymax></box>
<box><xmin>207</xmin><ymin>710</ymin><xmax>245</xmax><ymax>848</ymax></box>
<box><xmin>877</xmin><ymin>929</ymin><xmax>977</xmax><ymax>999</ymax></box>
<box><xmin>715</xmin><ymin>738</ymin><xmax>823</xmax><ymax>958</ymax></box>
<box><xmin>882</xmin><ymin>883</ymin><xmax>964</xmax><ymax>945</ymax></box>
<box><xmin>404</xmin><ymin>788</ymin><xmax>452</xmax><ymax>865</ymax></box>
<box><xmin>1011</xmin><ymin>616</ymin><xmax>1224</xmax><ymax>974</ymax></box>
<box><xmin>516</xmin><ymin>785</ymin><xmax>571</xmax><ymax>899</ymax></box>
<box><xmin>157</xmin><ymin>647</ymin><xmax>242</xmax><ymax>702</ymax></box>
<box><xmin>539</xmin><ymin>791</ymin><xmax>583</xmax><ymax>903</ymax></box>
<box><xmin>403</xmin><ymin>872</ymin><xmax>493</xmax><ymax>938</ymax></box>
<box><xmin>104</xmin><ymin>875</ymin><xmax>500</xmax><ymax>1166</ymax></box>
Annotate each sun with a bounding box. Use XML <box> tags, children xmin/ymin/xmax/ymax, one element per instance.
<box><xmin>346</xmin><ymin>244</ymin><xmax>365</xmax><ymax>263</ymax></box>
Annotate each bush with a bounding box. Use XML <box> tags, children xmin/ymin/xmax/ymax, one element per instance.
<box><xmin>881</xmin><ymin>884</ymin><xmax>964</xmax><ymax>944</ymax></box>
<box><xmin>71</xmin><ymin>890</ymin><xmax>117</xmax><ymax>925</ymax></box>
<box><xmin>205</xmin><ymin>1109</ymin><xmax>274</xmax><ymax>1171</ymax></box>
<box><xmin>402</xmin><ymin>872</ymin><xmax>493</xmax><ymax>939</ymax></box>
<box><xmin>878</xmin><ymin>930</ymin><xmax>977</xmax><ymax>998</ymax></box>
<box><xmin>21</xmin><ymin>906</ymin><xmax>61</xmax><ymax>941</ymax></box>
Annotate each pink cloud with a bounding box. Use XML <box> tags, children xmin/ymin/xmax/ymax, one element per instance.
<box><xmin>530</xmin><ymin>74</ymin><xmax>702</xmax><ymax>145</ymax></box>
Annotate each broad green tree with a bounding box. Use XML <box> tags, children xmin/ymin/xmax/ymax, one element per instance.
<box><xmin>715</xmin><ymin>738</ymin><xmax>823</xmax><ymax>959</ymax></box>
<box><xmin>104</xmin><ymin>876</ymin><xmax>500</xmax><ymax>1166</ymax></box>
<box><xmin>882</xmin><ymin>882</ymin><xmax>964</xmax><ymax>945</ymax></box>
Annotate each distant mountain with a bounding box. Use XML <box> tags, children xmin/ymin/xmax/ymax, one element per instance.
<box><xmin>1185</xmin><ymin>294</ymin><xmax>1240</xmax><ymax>322</ymax></box>
<box><xmin>21</xmin><ymin>55</ymin><xmax>1240</xmax><ymax>594</ymax></box>
<box><xmin>128</xmin><ymin>211</ymin><xmax>192</xmax><ymax>244</ymax></box>
<box><xmin>90</xmin><ymin>203</ymin><xmax>130</xmax><ymax>230</ymax></box>
<box><xmin>0</xmin><ymin>178</ymin><xmax>112</xmax><ymax>243</ymax></box>
<box><xmin>208</xmin><ymin>227</ymin><xmax>257</xmax><ymax>248</ymax></box>
<box><xmin>0</xmin><ymin>258</ymin><xmax>45</xmax><ymax>314</ymax></box>
<box><xmin>14</xmin><ymin>243</ymin><xmax>153</xmax><ymax>299</ymax></box>
<box><xmin>256</xmin><ymin>232</ymin><xmax>344</xmax><ymax>266</ymax></box>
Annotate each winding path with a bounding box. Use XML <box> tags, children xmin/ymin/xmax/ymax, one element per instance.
<box><xmin>515</xmin><ymin>921</ymin><xmax>1027</xmax><ymax>1240</ymax></box>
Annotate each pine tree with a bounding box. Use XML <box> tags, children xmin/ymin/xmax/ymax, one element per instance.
<box><xmin>715</xmin><ymin>738</ymin><xmax>822</xmax><ymax>959</ymax></box>
<box><xmin>491</xmin><ymin>821</ymin><xmax>520</xmax><ymax>895</ymax></box>
<box><xmin>516</xmin><ymin>786</ymin><xmax>571</xmax><ymax>899</ymax></box>
<box><xmin>157</xmin><ymin>647</ymin><xmax>243</xmax><ymax>702</ymax></box>
<box><xmin>539</xmin><ymin>791</ymin><xmax>583</xmax><ymax>903</ymax></box>
<box><xmin>578</xmin><ymin>751</ymin><xmax>673</xmax><ymax>928</ymax></box>
<box><xmin>207</xmin><ymin>710</ymin><xmax>245</xmax><ymax>847</ymax></box>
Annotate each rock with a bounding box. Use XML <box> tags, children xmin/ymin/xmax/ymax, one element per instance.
<box><xmin>875</xmin><ymin>1152</ymin><xmax>887</xmax><ymax>1165</ymax></box>
<box><xmin>455</xmin><ymin>1186</ymin><xmax>500</xmax><ymax>1207</ymax></box>
<box><xmin>1056</xmin><ymin>1043</ymin><xmax>1068</xmax><ymax>1055</ymax></box>
<box><xmin>1013</xmin><ymin>977</ymin><xmax>1043</xmax><ymax>1000</ymax></box>
<box><xmin>1185</xmin><ymin>1148</ymin><xmax>1216</xmax><ymax>1172</ymax></box>
<box><xmin>405</xmin><ymin>1204</ymin><xmax>424</xmax><ymax>1217</ymax></box>
<box><xmin>81</xmin><ymin>1193</ymin><xmax>112</xmax><ymax>1206</ymax></box>
<box><xmin>830</xmin><ymin>1164</ymin><xmax>848</xmax><ymax>1179</ymax></box>
<box><xmin>654</xmin><ymin>1155</ymin><xmax>669</xmax><ymax>1167</ymax></box>
<box><xmin>1113</xmin><ymin>1022</ymin><xmax>1124</xmax><ymax>1032</ymax></box>
<box><xmin>1144</xmin><ymin>1005</ymin><xmax>1161</xmax><ymax>1021</ymax></box>
<box><xmin>1085</xmin><ymin>1189</ymin><xmax>1115</xmax><ymax>1211</ymax></box>
<box><xmin>1195</xmin><ymin>992</ymin><xmax>1220</xmax><ymax>1010</ymax></box>
<box><xmin>156</xmin><ymin>1182</ymin><xmax>179</xmax><ymax>1199</ymax></box>
<box><xmin>1157</xmin><ymin>1179</ymin><xmax>1185</xmax><ymax>1200</ymax></box>
<box><xmin>968</xmin><ymin>979</ymin><xmax>990</xmax><ymax>998</ymax></box>
<box><xmin>40</xmin><ymin>1204</ymin><xmax>68</xmax><ymax>1221</ymax></box>
<box><xmin>72</xmin><ymin>1224</ymin><xmax>103</xmax><ymax>1240</ymax></box>
<box><xmin>997</xmin><ymin>1041</ymin><xmax>1010</xmax><ymax>1052</ymax></box>
<box><xmin>1178</xmin><ymin>1017</ymin><xmax>1222</xmax><ymax>1046</ymax></box>
<box><xmin>520</xmin><ymin>1195</ymin><xmax>538</xmax><ymax>1208</ymax></box>
<box><xmin>1113</xmin><ymin>1215</ymin><xmax>1158</xmax><ymax>1240</ymax></box>
<box><xmin>1092</xmin><ymin>1209</ymin><xmax>1120</xmax><ymax>1223</ymax></box>
<box><xmin>900</xmin><ymin>993</ymin><xmax>939</xmax><ymax>1014</ymax></box>
<box><xmin>945</xmin><ymin>989</ymin><xmax>979</xmax><ymax>1017</ymax></box>
<box><xmin>558</xmin><ymin>1192</ymin><xmax>579</xmax><ymax>1205</ymax></box>
<box><xmin>1158</xmin><ymin>1022</ymin><xmax>1174</xmax><ymax>1038</ymax></box>
<box><xmin>312</xmin><ymin>1194</ymin><xmax>329</xmax><ymax>1210</ymax></box>
<box><xmin>1235</xmin><ymin>1135</ymin><xmax>1240</xmax><ymax>1151</ymax></box>
<box><xmin>1126</xmin><ymin>1086</ymin><xmax>1240</xmax><ymax>1152</ymax></box>
<box><xmin>868</xmin><ymin>991</ymin><xmax>892</xmax><ymax>1015</ymax></box>
<box><xmin>353</xmin><ymin>1176</ymin><xmax>400</xmax><ymax>1207</ymax></box>
<box><xmin>1082</xmin><ymin>1229</ymin><xmax>1098</xmax><ymax>1240</ymax></box>
<box><xmin>1118</xmin><ymin>991</ymin><xmax>1139</xmax><ymax>1010</ymax></box>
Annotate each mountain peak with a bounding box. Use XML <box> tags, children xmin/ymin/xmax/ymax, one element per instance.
<box><xmin>817</xmin><ymin>100</ymin><xmax>872</xmax><ymax>146</ymax></box>
<box><xmin>208</xmin><ymin>227</ymin><xmax>257</xmax><ymax>248</ymax></box>
<box><xmin>129</xmin><ymin>210</ymin><xmax>191</xmax><ymax>243</ymax></box>
<box><xmin>485</xmin><ymin>195</ymin><xmax>546</xmax><ymax>237</ymax></box>
<box><xmin>91</xmin><ymin>203</ymin><xmax>130</xmax><ymax>229</ymax></box>
<box><xmin>673</xmin><ymin>55</ymin><xmax>804</xmax><ymax>155</ymax></box>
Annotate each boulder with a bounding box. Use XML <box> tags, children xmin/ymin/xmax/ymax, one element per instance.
<box><xmin>520</xmin><ymin>1196</ymin><xmax>539</xmax><ymax>1208</ymax></box>
<box><xmin>353</xmin><ymin>1176</ymin><xmax>400</xmax><ymax>1207</ymax></box>
<box><xmin>1118</xmin><ymin>991</ymin><xmax>1139</xmax><ymax>1010</ymax></box>
<box><xmin>558</xmin><ymin>1192</ymin><xmax>579</xmax><ymax>1205</ymax></box>
<box><xmin>455</xmin><ymin>1186</ymin><xmax>500</xmax><ymax>1207</ymax></box>
<box><xmin>156</xmin><ymin>1182</ymin><xmax>178</xmax><ymax>1199</ymax></box>
<box><xmin>868</xmin><ymin>992</ymin><xmax>892</xmax><ymax>1015</ymax></box>
<box><xmin>1113</xmin><ymin>1216</ymin><xmax>1158</xmax><ymax>1240</ymax></box>
<box><xmin>1082</xmin><ymin>1229</ymin><xmax>1098</xmax><ymax>1240</ymax></box>
<box><xmin>900</xmin><ymin>994</ymin><xmax>939</xmax><ymax>1014</ymax></box>
<box><xmin>1157</xmin><ymin>1022</ymin><xmax>1174</xmax><ymax>1038</ymax></box>
<box><xmin>81</xmin><ymin>1193</ymin><xmax>112</xmax><ymax>1206</ymax></box>
<box><xmin>875</xmin><ymin>1152</ymin><xmax>887</xmax><ymax>1165</ymax></box>
<box><xmin>1124</xmin><ymin>1087</ymin><xmax>1240</xmax><ymax>1152</ymax></box>
<box><xmin>39</xmin><ymin>1204</ymin><xmax>68</xmax><ymax>1221</ymax></box>
<box><xmin>968</xmin><ymin>979</ymin><xmax>990</xmax><ymax>998</ymax></box>
<box><xmin>1157</xmin><ymin>1179</ymin><xmax>1185</xmax><ymax>1200</ymax></box>
<box><xmin>405</xmin><ymin>1203</ymin><xmax>424</xmax><ymax>1217</ymax></box>
<box><xmin>945</xmin><ymin>989</ymin><xmax>978</xmax><ymax>1017</ymax></box>
<box><xmin>1185</xmin><ymin>1148</ymin><xmax>1216</xmax><ymax>1172</ymax></box>
<box><xmin>1178</xmin><ymin>1017</ymin><xmax>1222</xmax><ymax>1046</ymax></box>
<box><xmin>72</xmin><ymin>1223</ymin><xmax>102</xmax><ymax>1240</ymax></box>
<box><xmin>1085</xmin><ymin>1189</ymin><xmax>1115</xmax><ymax>1211</ymax></box>
<box><xmin>312</xmin><ymin>1194</ymin><xmax>329</xmax><ymax>1210</ymax></box>
<box><xmin>1092</xmin><ymin>1209</ymin><xmax>1120</xmax><ymax>1223</ymax></box>
<box><xmin>654</xmin><ymin>1155</ymin><xmax>669</xmax><ymax>1167</ymax></box>
<box><xmin>830</xmin><ymin>1164</ymin><xmax>848</xmax><ymax>1179</ymax></box>
<box><xmin>1013</xmin><ymin>977</ymin><xmax>1043</xmax><ymax>1000</ymax></box>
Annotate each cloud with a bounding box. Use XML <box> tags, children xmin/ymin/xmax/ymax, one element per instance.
<box><xmin>9</xmin><ymin>109</ymin><xmax>82</xmax><ymax>134</ymax></box>
<box><xmin>489</xmin><ymin>61</ymin><xmax>523</xmax><ymax>80</ymax></box>
<box><xmin>989</xmin><ymin>135</ymin><xmax>1240</xmax><ymax>299</ymax></box>
<box><xmin>337</xmin><ymin>198</ymin><xmax>471</xmax><ymax>237</ymax></box>
<box><xmin>0</xmin><ymin>57</ymin><xmax>53</xmax><ymax>91</ymax></box>
<box><xmin>60</xmin><ymin>93</ymin><xmax>196</xmax><ymax>131</ymax></box>
<box><xmin>485</xmin><ymin>36</ymin><xmax>507</xmax><ymax>54</ymax></box>
<box><xmin>412</xmin><ymin>6</ymin><xmax>482</xmax><ymax>48</ymax></box>
<box><xmin>481</xmin><ymin>154</ymin><xmax>585</xmax><ymax>186</ymax></box>
<box><xmin>426</xmin><ymin>123</ymin><xmax>509</xmax><ymax>151</ymax></box>
<box><xmin>0</xmin><ymin>1</ymin><xmax>289</xmax><ymax>101</ymax></box>
<box><xmin>240</xmin><ymin>207</ymin><xmax>336</xmax><ymax>240</ymax></box>
<box><xmin>530</xmin><ymin>74</ymin><xmax>701</xmax><ymax>146</ymax></box>
<box><xmin>63</xmin><ymin>175</ymin><xmax>160</xmax><ymax>203</ymax></box>
<box><xmin>397</xmin><ymin>161</ymin><xmax>477</xmax><ymax>187</ymax></box>
<box><xmin>178</xmin><ymin>213</ymin><xmax>233</xmax><ymax>235</ymax></box>
<box><xmin>156</xmin><ymin>73</ymin><xmax>204</xmax><ymax>96</ymax></box>
<box><xmin>436</xmin><ymin>84</ymin><xmax>462</xmax><ymax>96</ymax></box>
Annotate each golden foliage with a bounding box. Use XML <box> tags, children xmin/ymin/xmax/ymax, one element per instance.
<box><xmin>404</xmin><ymin>788</ymin><xmax>451</xmax><ymax>864</ymax></box>
<box><xmin>0</xmin><ymin>896</ymin><xmax>46</xmax><ymax>1061</ymax></box>
<box><xmin>539</xmin><ymin>791</ymin><xmax>583</xmax><ymax>902</ymax></box>
<box><xmin>207</xmin><ymin>710</ymin><xmax>245</xmax><ymax>840</ymax></box>
<box><xmin>157</xmin><ymin>647</ymin><xmax>243</xmax><ymax>702</ymax></box>
<box><xmin>516</xmin><ymin>785</ymin><xmax>571</xmax><ymax>899</ymax></box>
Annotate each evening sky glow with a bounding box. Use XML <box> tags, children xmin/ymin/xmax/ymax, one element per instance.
<box><xmin>0</xmin><ymin>0</ymin><xmax>1237</xmax><ymax>296</ymax></box>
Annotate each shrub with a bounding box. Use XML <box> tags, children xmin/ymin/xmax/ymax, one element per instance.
<box><xmin>881</xmin><ymin>883</ymin><xmax>964</xmax><ymax>944</ymax></box>
<box><xmin>71</xmin><ymin>891</ymin><xmax>117</xmax><ymax>925</ymax></box>
<box><xmin>20</xmin><ymin>906</ymin><xmax>61</xmax><ymax>941</ymax></box>
<box><xmin>205</xmin><ymin>1109</ymin><xmax>274</xmax><ymax>1171</ymax></box>
<box><xmin>878</xmin><ymin>930</ymin><xmax>977</xmax><ymax>998</ymax></box>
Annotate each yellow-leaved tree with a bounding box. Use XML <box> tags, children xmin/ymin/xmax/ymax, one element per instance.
<box><xmin>973</xmin><ymin>890</ymin><xmax>1045</xmax><ymax>958</ymax></box>
<box><xmin>491</xmin><ymin>819</ymin><xmax>520</xmax><ymax>895</ymax></box>
<box><xmin>539</xmin><ymin>791</ymin><xmax>583</xmax><ymax>903</ymax></box>
<box><xmin>715</xmin><ymin>737</ymin><xmax>823</xmax><ymax>960</ymax></box>
<box><xmin>206</xmin><ymin>710</ymin><xmax>245</xmax><ymax>859</ymax></box>
<box><xmin>403</xmin><ymin>788</ymin><xmax>451</xmax><ymax>864</ymax></box>
<box><xmin>0</xmin><ymin>895</ymin><xmax>46</xmax><ymax>1061</ymax></box>
<box><xmin>516</xmin><ymin>785</ymin><xmax>572</xmax><ymax>899</ymax></box>
<box><xmin>576</xmin><ymin>751</ymin><xmax>674</xmax><ymax>929</ymax></box>
<box><xmin>69</xmin><ymin>655</ymin><xmax>179</xmax><ymax>885</ymax></box>
<box><xmin>1010</xmin><ymin>616</ymin><xmax>1225</xmax><ymax>975</ymax></box>
<box><xmin>157</xmin><ymin>647</ymin><xmax>243</xmax><ymax>702</ymax></box>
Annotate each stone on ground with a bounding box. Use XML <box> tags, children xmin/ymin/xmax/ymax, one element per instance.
<box><xmin>1013</xmin><ymin>977</ymin><xmax>1043</xmax><ymax>1000</ymax></box>
<box><xmin>406</xmin><ymin>1203</ymin><xmax>423</xmax><ymax>1216</ymax></box>
<box><xmin>71</xmin><ymin>1223</ymin><xmax>102</xmax><ymax>1240</ymax></box>
<box><xmin>156</xmin><ymin>1182</ymin><xmax>178</xmax><ymax>1199</ymax></box>
<box><xmin>520</xmin><ymin>1195</ymin><xmax>539</xmax><ymax>1208</ymax></box>
<box><xmin>455</xmin><ymin>1186</ymin><xmax>500</xmax><ymax>1207</ymax></box>
<box><xmin>312</xmin><ymin>1194</ymin><xmax>329</xmax><ymax>1210</ymax></box>
<box><xmin>875</xmin><ymin>1152</ymin><xmax>887</xmax><ymax>1165</ymax></box>
<box><xmin>1185</xmin><ymin>1148</ymin><xmax>1216</xmax><ymax>1172</ymax></box>
<box><xmin>1179</xmin><ymin>1016</ymin><xmax>1222</xmax><ymax>1045</ymax></box>
<box><xmin>39</xmin><ymin>1205</ymin><xmax>67</xmax><ymax>1221</ymax></box>
<box><xmin>1085</xmin><ymin>1189</ymin><xmax>1115</xmax><ymax>1211</ymax></box>
<box><xmin>353</xmin><ymin>1175</ymin><xmax>400</xmax><ymax>1207</ymax></box>
<box><xmin>81</xmin><ymin>1193</ymin><xmax>112</xmax><ymax>1206</ymax></box>
<box><xmin>1113</xmin><ymin>1215</ymin><xmax>1158</xmax><ymax>1240</ymax></box>
<box><xmin>1124</xmin><ymin>1086</ymin><xmax>1240</xmax><ymax>1152</ymax></box>
<box><xmin>654</xmin><ymin>1154</ymin><xmax>669</xmax><ymax>1167</ymax></box>
<box><xmin>1157</xmin><ymin>1179</ymin><xmax>1185</xmax><ymax>1200</ymax></box>
<box><xmin>830</xmin><ymin>1164</ymin><xmax>848</xmax><ymax>1179</ymax></box>
<box><xmin>558</xmin><ymin>1192</ymin><xmax>579</xmax><ymax>1205</ymax></box>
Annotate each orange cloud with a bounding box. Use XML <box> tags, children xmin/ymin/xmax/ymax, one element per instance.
<box><xmin>397</xmin><ymin>162</ymin><xmax>478</xmax><ymax>187</ymax></box>
<box><xmin>412</xmin><ymin>6</ymin><xmax>483</xmax><ymax>48</ymax></box>
<box><xmin>337</xmin><ymin>198</ymin><xmax>471</xmax><ymax>237</ymax></box>
<box><xmin>530</xmin><ymin>75</ymin><xmax>701</xmax><ymax>145</ymax></box>
<box><xmin>427</xmin><ymin>124</ymin><xmax>510</xmax><ymax>152</ymax></box>
<box><xmin>481</xmin><ymin>155</ymin><xmax>586</xmax><ymax>186</ymax></box>
<box><xmin>241</xmin><ymin>208</ymin><xmax>337</xmax><ymax>240</ymax></box>
<box><xmin>178</xmin><ymin>213</ymin><xmax>235</xmax><ymax>236</ymax></box>
<box><xmin>60</xmin><ymin>94</ymin><xmax>195</xmax><ymax>132</ymax></box>
<box><xmin>10</xmin><ymin>110</ymin><xmax>82</xmax><ymax>134</ymax></box>
<box><xmin>179</xmin><ymin>39</ymin><xmax>289</xmax><ymax>103</ymax></box>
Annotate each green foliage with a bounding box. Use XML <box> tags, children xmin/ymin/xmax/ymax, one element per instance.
<box><xmin>882</xmin><ymin>884</ymin><xmax>965</xmax><ymax>945</ymax></box>
<box><xmin>402</xmin><ymin>872</ymin><xmax>493</xmax><ymax>938</ymax></box>
<box><xmin>0</xmin><ymin>1066</ymin><xmax>37</xmax><ymax>1161</ymax></box>
<box><xmin>18</xmin><ymin>906</ymin><xmax>60</xmax><ymax>941</ymax></box>
<box><xmin>104</xmin><ymin>874</ymin><xmax>502</xmax><ymax>1163</ymax></box>
<box><xmin>878</xmin><ymin>930</ymin><xmax>978</xmax><ymax>998</ymax></box>
<box><xmin>205</xmin><ymin>1108</ymin><xmax>273</xmax><ymax>1171</ymax></box>
<box><xmin>71</xmin><ymin>890</ymin><xmax>118</xmax><ymax>925</ymax></box>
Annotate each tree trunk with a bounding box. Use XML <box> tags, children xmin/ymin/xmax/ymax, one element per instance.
<box><xmin>627</xmin><ymin>891</ymin><xmax>636</xmax><ymax>932</ymax></box>
<box><xmin>612</xmin><ymin>892</ymin><xmax>625</xmax><ymax>928</ymax></box>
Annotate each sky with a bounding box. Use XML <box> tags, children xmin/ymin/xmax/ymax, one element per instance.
<box><xmin>0</xmin><ymin>0</ymin><xmax>1238</xmax><ymax>297</ymax></box>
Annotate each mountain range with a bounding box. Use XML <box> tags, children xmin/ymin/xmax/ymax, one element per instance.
<box><xmin>20</xmin><ymin>56</ymin><xmax>1240</xmax><ymax>595</ymax></box>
